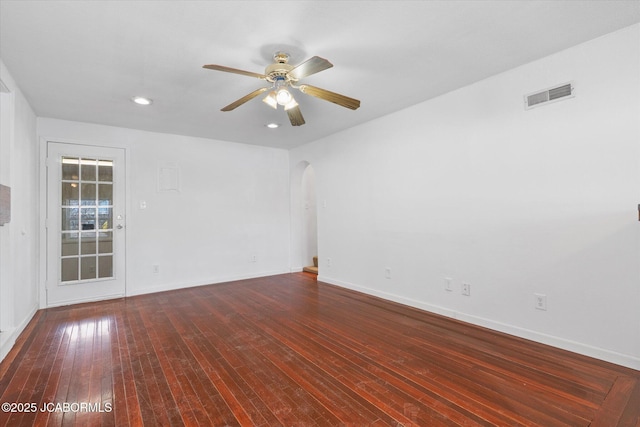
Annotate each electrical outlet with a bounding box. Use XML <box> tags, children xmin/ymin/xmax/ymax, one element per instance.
<box><xmin>327</xmin><ymin>258</ymin><xmax>331</xmax><ymax>268</ymax></box>
<box><xmin>385</xmin><ymin>268</ymin><xmax>391</xmax><ymax>279</ymax></box>
<box><xmin>250</xmin><ymin>254</ymin><xmax>257</xmax><ymax>263</ymax></box>
<box><xmin>462</xmin><ymin>283</ymin><xmax>471</xmax><ymax>296</ymax></box>
<box><xmin>444</xmin><ymin>277</ymin><xmax>453</xmax><ymax>292</ymax></box>
<box><xmin>153</xmin><ymin>265</ymin><xmax>160</xmax><ymax>274</ymax></box>
<box><xmin>535</xmin><ymin>293</ymin><xmax>547</xmax><ymax>311</ymax></box>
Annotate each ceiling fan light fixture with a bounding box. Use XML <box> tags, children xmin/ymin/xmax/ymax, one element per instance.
<box><xmin>276</xmin><ymin>88</ymin><xmax>292</xmax><ymax>106</ymax></box>
<box><xmin>263</xmin><ymin>91</ymin><xmax>278</xmax><ymax>109</ymax></box>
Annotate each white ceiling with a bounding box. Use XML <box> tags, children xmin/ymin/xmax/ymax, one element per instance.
<box><xmin>1</xmin><ymin>1</ymin><xmax>639</xmax><ymax>150</ymax></box>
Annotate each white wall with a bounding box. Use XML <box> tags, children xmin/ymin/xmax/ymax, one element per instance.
<box><xmin>290</xmin><ymin>24</ymin><xmax>640</xmax><ymax>369</ymax></box>
<box><xmin>37</xmin><ymin>118</ymin><xmax>291</xmax><ymax>298</ymax></box>
<box><xmin>301</xmin><ymin>165</ymin><xmax>318</xmax><ymax>267</ymax></box>
<box><xmin>0</xmin><ymin>60</ymin><xmax>39</xmax><ymax>361</ymax></box>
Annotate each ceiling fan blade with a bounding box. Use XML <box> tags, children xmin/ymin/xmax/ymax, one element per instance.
<box><xmin>286</xmin><ymin>105</ymin><xmax>306</xmax><ymax>126</ymax></box>
<box><xmin>289</xmin><ymin>56</ymin><xmax>333</xmax><ymax>80</ymax></box>
<box><xmin>298</xmin><ymin>84</ymin><xmax>360</xmax><ymax>110</ymax></box>
<box><xmin>221</xmin><ymin>87</ymin><xmax>268</xmax><ymax>111</ymax></box>
<box><xmin>203</xmin><ymin>64</ymin><xmax>267</xmax><ymax>80</ymax></box>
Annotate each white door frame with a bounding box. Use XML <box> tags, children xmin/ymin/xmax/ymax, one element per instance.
<box><xmin>39</xmin><ymin>138</ymin><xmax>128</xmax><ymax>308</ymax></box>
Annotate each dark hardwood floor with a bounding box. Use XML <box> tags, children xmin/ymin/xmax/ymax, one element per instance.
<box><xmin>1</xmin><ymin>273</ymin><xmax>638</xmax><ymax>426</ymax></box>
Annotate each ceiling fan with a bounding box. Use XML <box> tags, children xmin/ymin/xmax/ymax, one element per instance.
<box><xmin>203</xmin><ymin>52</ymin><xmax>360</xmax><ymax>126</ymax></box>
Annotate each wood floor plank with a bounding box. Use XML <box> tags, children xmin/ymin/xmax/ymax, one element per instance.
<box><xmin>1</xmin><ymin>273</ymin><xmax>638</xmax><ymax>426</ymax></box>
<box><xmin>176</xmin><ymin>292</ymin><xmax>271</xmax><ymax>424</ymax></box>
<box><xmin>257</xmin><ymin>315</ymin><xmax>480</xmax><ymax>426</ymax></box>
<box><xmin>590</xmin><ymin>376</ymin><xmax>638</xmax><ymax>427</ymax></box>
<box><xmin>139</xmin><ymin>312</ymin><xmax>209</xmax><ymax>426</ymax></box>
<box><xmin>268</xmin><ymin>310</ymin><xmax>569</xmax><ymax>426</ymax></box>
<box><xmin>271</xmin><ymin>299</ymin><xmax>569</xmax><ymax>425</ymax></box>
<box><xmin>194</xmin><ymin>292</ymin><xmax>353</xmax><ymax>425</ymax></box>
<box><xmin>110</xmin><ymin>309</ymin><xmax>143</xmax><ymax>427</ymax></box>
<box><xmin>286</xmin><ymin>279</ymin><xmax>612</xmax><ymax>405</ymax></box>
<box><xmin>295</xmin><ymin>282</ymin><xmax>609</xmax><ymax>402</ymax></box>
<box><xmin>615</xmin><ymin>376</ymin><xmax>640</xmax><ymax>426</ymax></box>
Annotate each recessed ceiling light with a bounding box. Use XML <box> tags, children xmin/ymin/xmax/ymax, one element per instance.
<box><xmin>132</xmin><ymin>96</ymin><xmax>153</xmax><ymax>105</ymax></box>
<box><xmin>266</xmin><ymin>123</ymin><xmax>279</xmax><ymax>129</ymax></box>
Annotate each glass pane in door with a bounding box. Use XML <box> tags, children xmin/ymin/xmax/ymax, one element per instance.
<box><xmin>80</xmin><ymin>231</ymin><xmax>97</xmax><ymax>254</ymax></box>
<box><xmin>61</xmin><ymin>158</ymin><xmax>79</xmax><ymax>180</ymax></box>
<box><xmin>98</xmin><ymin>255</ymin><xmax>113</xmax><ymax>278</ymax></box>
<box><xmin>60</xmin><ymin>157</ymin><xmax>114</xmax><ymax>282</ymax></box>
<box><xmin>61</xmin><ymin>258</ymin><xmax>79</xmax><ymax>282</ymax></box>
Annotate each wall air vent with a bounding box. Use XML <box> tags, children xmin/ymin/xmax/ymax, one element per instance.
<box><xmin>525</xmin><ymin>82</ymin><xmax>574</xmax><ymax>110</ymax></box>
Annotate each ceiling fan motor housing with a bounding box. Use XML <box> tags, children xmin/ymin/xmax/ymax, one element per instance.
<box><xmin>265</xmin><ymin>52</ymin><xmax>297</xmax><ymax>83</ymax></box>
<box><xmin>265</xmin><ymin>62</ymin><xmax>295</xmax><ymax>83</ymax></box>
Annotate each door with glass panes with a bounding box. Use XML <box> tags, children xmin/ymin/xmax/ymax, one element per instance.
<box><xmin>46</xmin><ymin>142</ymin><xmax>126</xmax><ymax>306</ymax></box>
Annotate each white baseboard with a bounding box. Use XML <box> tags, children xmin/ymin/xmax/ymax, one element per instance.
<box><xmin>318</xmin><ymin>275</ymin><xmax>640</xmax><ymax>371</ymax></box>
<box><xmin>46</xmin><ymin>293</ymin><xmax>125</xmax><ymax>308</ymax></box>
<box><xmin>0</xmin><ymin>303</ymin><xmax>39</xmax><ymax>363</ymax></box>
<box><xmin>126</xmin><ymin>269</ymin><xmax>291</xmax><ymax>297</ymax></box>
